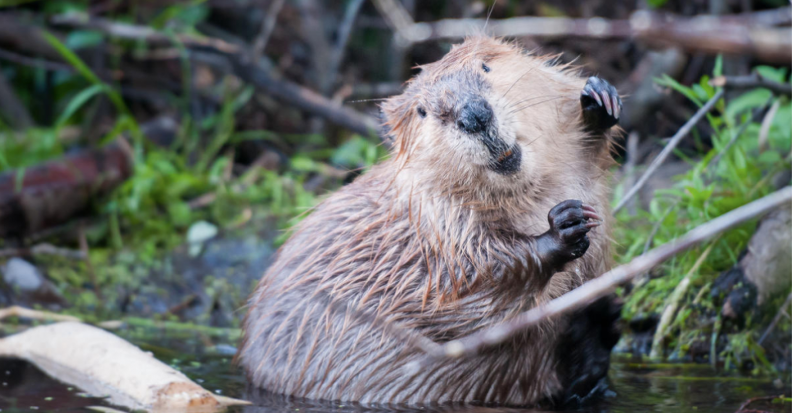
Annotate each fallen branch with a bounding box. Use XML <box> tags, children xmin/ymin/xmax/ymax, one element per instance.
<box><xmin>324</xmin><ymin>0</ymin><xmax>367</xmax><ymax>93</ymax></box>
<box><xmin>710</xmin><ymin>73</ymin><xmax>792</xmax><ymax>96</ymax></box>
<box><xmin>409</xmin><ymin>186</ymin><xmax>792</xmax><ymax>370</ymax></box>
<box><xmin>229</xmin><ymin>54</ymin><xmax>381</xmax><ymax>137</ymax></box>
<box><xmin>50</xmin><ymin>12</ymin><xmax>240</xmax><ymax>54</ymax></box>
<box><xmin>43</xmin><ymin>12</ymin><xmax>382</xmax><ymax>138</ymax></box>
<box><xmin>0</xmin><ymin>305</ymin><xmax>81</xmax><ymax>322</ymax></box>
<box><xmin>0</xmin><ymin>70</ymin><xmax>33</xmax><ymax>129</ymax></box>
<box><xmin>251</xmin><ymin>0</ymin><xmax>285</xmax><ymax>62</ymax></box>
<box><xmin>613</xmin><ymin>89</ymin><xmax>724</xmax><ymax>213</ymax></box>
<box><xmin>0</xmin><ymin>243</ymin><xmax>86</xmax><ymax>259</ymax></box>
<box><xmin>0</xmin><ymin>139</ymin><xmax>134</xmax><ymax>238</ymax></box>
<box><xmin>396</xmin><ymin>9</ymin><xmax>792</xmax><ymax>64</ymax></box>
<box><xmin>737</xmin><ymin>395</ymin><xmax>783</xmax><ymax>413</ymax></box>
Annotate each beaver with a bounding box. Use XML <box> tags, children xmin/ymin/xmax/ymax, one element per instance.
<box><xmin>237</xmin><ymin>36</ymin><xmax>622</xmax><ymax>407</ymax></box>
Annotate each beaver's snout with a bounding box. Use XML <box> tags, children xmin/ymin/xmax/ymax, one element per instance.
<box><xmin>457</xmin><ymin>98</ymin><xmax>493</xmax><ymax>134</ymax></box>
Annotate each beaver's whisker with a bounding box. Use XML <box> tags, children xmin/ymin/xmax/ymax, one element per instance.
<box><xmin>501</xmin><ymin>66</ymin><xmax>538</xmax><ymax>100</ymax></box>
<box><xmin>509</xmin><ymin>97</ymin><xmax>563</xmax><ymax>115</ymax></box>
<box><xmin>505</xmin><ymin>94</ymin><xmax>553</xmax><ymax>111</ymax></box>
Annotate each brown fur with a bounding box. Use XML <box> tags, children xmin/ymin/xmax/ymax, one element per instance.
<box><xmin>238</xmin><ymin>36</ymin><xmax>617</xmax><ymax>406</ymax></box>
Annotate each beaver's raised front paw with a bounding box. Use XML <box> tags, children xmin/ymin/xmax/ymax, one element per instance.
<box><xmin>581</xmin><ymin>76</ymin><xmax>621</xmax><ymax>133</ymax></box>
<box><xmin>542</xmin><ymin>199</ymin><xmax>601</xmax><ymax>265</ymax></box>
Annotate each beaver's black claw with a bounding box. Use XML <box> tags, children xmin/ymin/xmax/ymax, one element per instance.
<box><xmin>537</xmin><ymin>200</ymin><xmax>601</xmax><ymax>269</ymax></box>
<box><xmin>581</xmin><ymin>76</ymin><xmax>621</xmax><ymax>133</ymax></box>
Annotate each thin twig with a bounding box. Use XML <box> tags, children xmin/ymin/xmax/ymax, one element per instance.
<box><xmin>649</xmin><ymin>240</ymin><xmax>717</xmax><ymax>358</ymax></box>
<box><xmin>708</xmin><ymin>98</ymin><xmax>772</xmax><ymax>168</ymax></box>
<box><xmin>758</xmin><ymin>291</ymin><xmax>792</xmax><ymax>345</ymax></box>
<box><xmin>737</xmin><ymin>395</ymin><xmax>782</xmax><ymax>413</ymax></box>
<box><xmin>710</xmin><ymin>73</ymin><xmax>792</xmax><ymax>96</ymax></box>
<box><xmin>372</xmin><ymin>0</ymin><xmax>415</xmax><ymax>35</ymax></box>
<box><xmin>251</xmin><ymin>0</ymin><xmax>286</xmax><ymax>63</ymax></box>
<box><xmin>324</xmin><ymin>0</ymin><xmax>367</xmax><ymax>94</ymax></box>
<box><xmin>614</xmin><ymin>89</ymin><xmax>724</xmax><ymax>213</ymax></box>
<box><xmin>408</xmin><ymin>187</ymin><xmax>792</xmax><ymax>371</ymax></box>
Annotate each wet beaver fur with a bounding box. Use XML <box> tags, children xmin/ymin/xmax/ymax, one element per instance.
<box><xmin>238</xmin><ymin>36</ymin><xmax>622</xmax><ymax>407</ymax></box>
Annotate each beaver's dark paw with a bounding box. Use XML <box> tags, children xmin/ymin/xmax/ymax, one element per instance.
<box><xmin>581</xmin><ymin>76</ymin><xmax>621</xmax><ymax>133</ymax></box>
<box><xmin>546</xmin><ymin>200</ymin><xmax>601</xmax><ymax>263</ymax></box>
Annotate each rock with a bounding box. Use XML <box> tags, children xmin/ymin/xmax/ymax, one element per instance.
<box><xmin>1</xmin><ymin>258</ymin><xmax>65</xmax><ymax>308</ymax></box>
<box><xmin>187</xmin><ymin>221</ymin><xmax>219</xmax><ymax>257</ymax></box>
<box><xmin>711</xmin><ymin>206</ymin><xmax>791</xmax><ymax>321</ymax></box>
<box><xmin>741</xmin><ymin>206</ymin><xmax>791</xmax><ymax>305</ymax></box>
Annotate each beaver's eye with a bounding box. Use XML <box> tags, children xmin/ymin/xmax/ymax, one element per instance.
<box><xmin>482</xmin><ymin>63</ymin><xmax>491</xmax><ymax>73</ymax></box>
<box><xmin>417</xmin><ymin>107</ymin><xmax>427</xmax><ymax>118</ymax></box>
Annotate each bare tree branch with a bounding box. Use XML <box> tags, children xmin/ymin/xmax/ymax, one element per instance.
<box><xmin>613</xmin><ymin>89</ymin><xmax>724</xmax><ymax>213</ymax></box>
<box><xmin>0</xmin><ymin>12</ymin><xmax>382</xmax><ymax>138</ymax></box>
<box><xmin>324</xmin><ymin>0</ymin><xmax>367</xmax><ymax>94</ymax></box>
<box><xmin>229</xmin><ymin>54</ymin><xmax>380</xmax><ymax>136</ymax></box>
<box><xmin>710</xmin><ymin>72</ymin><xmax>792</xmax><ymax>96</ymax></box>
<box><xmin>0</xmin><ymin>69</ymin><xmax>33</xmax><ymax>129</ymax></box>
<box><xmin>50</xmin><ymin>12</ymin><xmax>241</xmax><ymax>54</ymax></box>
<box><xmin>0</xmin><ymin>243</ymin><xmax>86</xmax><ymax>260</ymax></box>
<box><xmin>408</xmin><ymin>187</ymin><xmax>792</xmax><ymax>371</ymax></box>
<box><xmin>396</xmin><ymin>8</ymin><xmax>792</xmax><ymax>63</ymax></box>
<box><xmin>251</xmin><ymin>0</ymin><xmax>286</xmax><ymax>62</ymax></box>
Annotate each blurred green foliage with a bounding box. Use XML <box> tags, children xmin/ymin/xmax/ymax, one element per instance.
<box><xmin>614</xmin><ymin>58</ymin><xmax>791</xmax><ymax>371</ymax></box>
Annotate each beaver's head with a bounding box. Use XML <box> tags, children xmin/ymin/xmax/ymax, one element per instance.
<box><xmin>382</xmin><ymin>36</ymin><xmax>583</xmax><ymax>193</ymax></box>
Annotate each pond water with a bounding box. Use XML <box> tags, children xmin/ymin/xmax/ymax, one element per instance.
<box><xmin>0</xmin><ymin>328</ymin><xmax>789</xmax><ymax>413</ymax></box>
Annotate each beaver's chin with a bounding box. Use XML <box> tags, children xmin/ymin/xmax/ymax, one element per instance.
<box><xmin>488</xmin><ymin>144</ymin><xmax>522</xmax><ymax>175</ymax></box>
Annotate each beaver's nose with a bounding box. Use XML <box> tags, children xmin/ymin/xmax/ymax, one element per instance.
<box><xmin>457</xmin><ymin>99</ymin><xmax>493</xmax><ymax>134</ymax></box>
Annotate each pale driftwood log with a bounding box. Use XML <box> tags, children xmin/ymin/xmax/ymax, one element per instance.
<box><xmin>396</xmin><ymin>8</ymin><xmax>792</xmax><ymax>64</ymax></box>
<box><xmin>613</xmin><ymin>89</ymin><xmax>724</xmax><ymax>213</ymax></box>
<box><xmin>0</xmin><ymin>305</ymin><xmax>80</xmax><ymax>322</ymax></box>
<box><xmin>409</xmin><ymin>186</ymin><xmax>792</xmax><ymax>370</ymax></box>
<box><xmin>0</xmin><ymin>322</ymin><xmax>250</xmax><ymax>412</ymax></box>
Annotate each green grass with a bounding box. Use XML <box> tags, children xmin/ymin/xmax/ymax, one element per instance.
<box><xmin>614</xmin><ymin>60</ymin><xmax>791</xmax><ymax>371</ymax></box>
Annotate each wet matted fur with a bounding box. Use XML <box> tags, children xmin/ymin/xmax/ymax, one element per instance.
<box><xmin>238</xmin><ymin>36</ymin><xmax>618</xmax><ymax>406</ymax></box>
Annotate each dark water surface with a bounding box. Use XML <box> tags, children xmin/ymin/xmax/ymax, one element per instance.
<box><xmin>0</xmin><ymin>329</ymin><xmax>789</xmax><ymax>413</ymax></box>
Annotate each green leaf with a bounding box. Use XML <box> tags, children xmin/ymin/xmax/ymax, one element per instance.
<box><xmin>54</xmin><ymin>84</ymin><xmax>104</xmax><ymax>131</ymax></box>
<box><xmin>725</xmin><ymin>89</ymin><xmax>771</xmax><ymax>123</ymax></box>
<box><xmin>65</xmin><ymin>30</ymin><xmax>104</xmax><ymax>50</ymax></box>
<box><xmin>713</xmin><ymin>55</ymin><xmax>723</xmax><ymax>78</ymax></box>
<box><xmin>754</xmin><ymin>65</ymin><xmax>788</xmax><ymax>83</ymax></box>
<box><xmin>42</xmin><ymin>31</ymin><xmax>143</xmax><ymax>148</ymax></box>
<box><xmin>655</xmin><ymin>74</ymin><xmax>702</xmax><ymax>106</ymax></box>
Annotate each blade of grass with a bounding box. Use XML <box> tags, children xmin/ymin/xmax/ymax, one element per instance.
<box><xmin>41</xmin><ymin>31</ymin><xmax>144</xmax><ymax>149</ymax></box>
